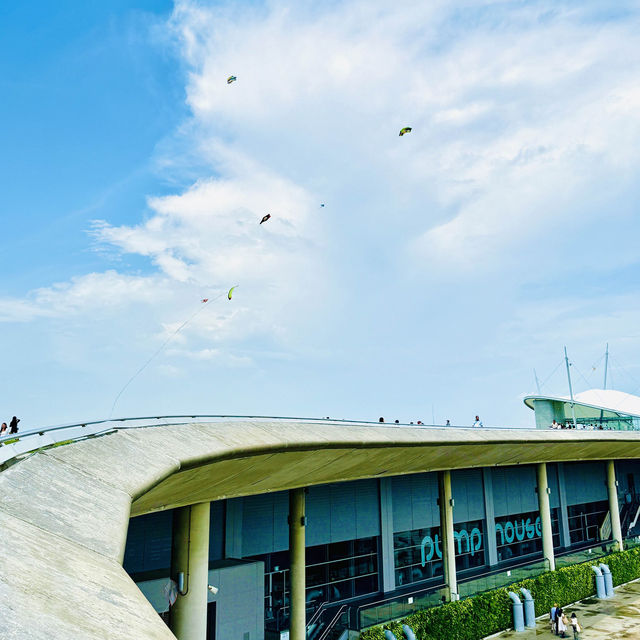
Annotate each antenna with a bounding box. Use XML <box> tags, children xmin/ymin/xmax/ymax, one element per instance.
<box><xmin>564</xmin><ymin>346</ymin><xmax>577</xmax><ymax>428</ymax></box>
<box><xmin>534</xmin><ymin>369</ymin><xmax>541</xmax><ymax>394</ymax></box>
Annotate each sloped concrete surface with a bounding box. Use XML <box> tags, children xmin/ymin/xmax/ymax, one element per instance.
<box><xmin>0</xmin><ymin>452</ymin><xmax>131</xmax><ymax>560</ymax></box>
<box><xmin>0</xmin><ymin>510</ymin><xmax>174</xmax><ymax>640</ymax></box>
<box><xmin>3</xmin><ymin>420</ymin><xmax>640</xmax><ymax>638</ymax></box>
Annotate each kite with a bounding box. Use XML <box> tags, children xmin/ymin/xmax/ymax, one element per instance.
<box><xmin>201</xmin><ymin>299</ymin><xmax>209</xmax><ymax>303</ymax></box>
<box><xmin>227</xmin><ymin>286</ymin><xmax>238</xmax><ymax>300</ymax></box>
<box><xmin>227</xmin><ymin>75</ymin><xmax>237</xmax><ymax>84</ymax></box>
<box><xmin>260</xmin><ymin>214</ymin><xmax>271</xmax><ymax>224</ymax></box>
<box><xmin>320</xmin><ymin>204</ymin><xmax>325</xmax><ymax>207</ymax></box>
<box><xmin>399</xmin><ymin>127</ymin><xmax>412</xmax><ymax>136</ymax></box>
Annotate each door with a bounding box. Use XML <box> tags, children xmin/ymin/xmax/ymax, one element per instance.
<box><xmin>207</xmin><ymin>601</ymin><xmax>216</xmax><ymax>640</ymax></box>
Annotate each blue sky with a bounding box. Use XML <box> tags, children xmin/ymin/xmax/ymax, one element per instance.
<box><xmin>2</xmin><ymin>0</ymin><xmax>640</xmax><ymax>429</ymax></box>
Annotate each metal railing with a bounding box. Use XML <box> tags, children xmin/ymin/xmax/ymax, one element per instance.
<box><xmin>355</xmin><ymin>556</ymin><xmax>550</xmax><ymax>630</ymax></box>
<box><xmin>316</xmin><ymin>604</ymin><xmax>348</xmax><ymax>640</ymax></box>
<box><xmin>355</xmin><ymin>582</ymin><xmax>447</xmax><ymax>629</ymax></box>
<box><xmin>0</xmin><ymin>413</ymin><xmax>543</xmax><ymax>469</ymax></box>
<box><xmin>554</xmin><ymin>541</ymin><xmax>618</xmax><ymax>568</ymax></box>
<box><xmin>457</xmin><ymin>557</ymin><xmax>549</xmax><ymax>599</ymax></box>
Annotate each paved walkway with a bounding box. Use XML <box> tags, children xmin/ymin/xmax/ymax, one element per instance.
<box><xmin>492</xmin><ymin>580</ymin><xmax>640</xmax><ymax>639</ymax></box>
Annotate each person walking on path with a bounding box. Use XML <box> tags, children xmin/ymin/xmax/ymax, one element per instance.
<box><xmin>556</xmin><ymin>608</ymin><xmax>568</xmax><ymax>638</ymax></box>
<box><xmin>550</xmin><ymin>604</ymin><xmax>558</xmax><ymax>634</ymax></box>
<box><xmin>570</xmin><ymin>613</ymin><xmax>581</xmax><ymax>639</ymax></box>
<box><xmin>9</xmin><ymin>416</ymin><xmax>20</xmax><ymax>434</ymax></box>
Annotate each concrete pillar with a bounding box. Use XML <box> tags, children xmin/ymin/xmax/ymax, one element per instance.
<box><xmin>289</xmin><ymin>488</ymin><xmax>306</xmax><ymax>640</ymax></box>
<box><xmin>482</xmin><ymin>468</ymin><xmax>498</xmax><ymax>566</ymax></box>
<box><xmin>536</xmin><ymin>463</ymin><xmax>555</xmax><ymax>571</ymax></box>
<box><xmin>556</xmin><ymin>463</ymin><xmax>571</xmax><ymax>548</ymax></box>
<box><xmin>379</xmin><ymin>478</ymin><xmax>396</xmax><ymax>592</ymax></box>
<box><xmin>170</xmin><ymin>502</ymin><xmax>211</xmax><ymax>640</ymax></box>
<box><xmin>438</xmin><ymin>470</ymin><xmax>457</xmax><ymax>600</ymax></box>
<box><xmin>607</xmin><ymin>460</ymin><xmax>624</xmax><ymax>550</ymax></box>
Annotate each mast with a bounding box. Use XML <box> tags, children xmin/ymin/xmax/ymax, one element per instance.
<box><xmin>599</xmin><ymin>343</ymin><xmax>609</xmax><ymax>428</ymax></box>
<box><xmin>564</xmin><ymin>346</ymin><xmax>577</xmax><ymax>428</ymax></box>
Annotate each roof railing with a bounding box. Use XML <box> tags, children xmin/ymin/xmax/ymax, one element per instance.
<box><xmin>0</xmin><ymin>413</ymin><xmax>611</xmax><ymax>470</ymax></box>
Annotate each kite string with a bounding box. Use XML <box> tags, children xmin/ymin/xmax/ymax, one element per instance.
<box><xmin>109</xmin><ymin>292</ymin><xmax>225</xmax><ymax>418</ymax></box>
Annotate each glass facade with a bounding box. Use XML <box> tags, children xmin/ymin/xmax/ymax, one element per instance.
<box><xmin>393</xmin><ymin>525</ymin><xmax>443</xmax><ymax>587</ymax></box>
<box><xmin>122</xmin><ymin>462</ymin><xmax>632</xmax><ymax>635</ymax></box>
<box><xmin>393</xmin><ymin>519</ymin><xmax>485</xmax><ymax>587</ymax></box>
<box><xmin>568</xmin><ymin>500</ymin><xmax>609</xmax><ymax>545</ymax></box>
<box><xmin>248</xmin><ymin>536</ymin><xmax>379</xmax><ymax>626</ymax></box>
<box><xmin>495</xmin><ymin>508</ymin><xmax>561</xmax><ymax>563</ymax></box>
<box><xmin>454</xmin><ymin>519</ymin><xmax>485</xmax><ymax>572</ymax></box>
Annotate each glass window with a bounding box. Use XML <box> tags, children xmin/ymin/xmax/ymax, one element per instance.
<box><xmin>393</xmin><ymin>525</ymin><xmax>443</xmax><ymax>588</ymax></box>
<box><xmin>495</xmin><ymin>510</ymin><xmax>543</xmax><ymax>563</ymax></box>
<box><xmin>393</xmin><ymin>520</ymin><xmax>485</xmax><ymax>587</ymax></box>
<box><xmin>453</xmin><ymin>519</ymin><xmax>485</xmax><ymax>572</ymax></box>
<box><xmin>567</xmin><ymin>500</ymin><xmax>609</xmax><ymax>545</ymax></box>
<box><xmin>247</xmin><ymin>536</ymin><xmax>379</xmax><ymax>628</ymax></box>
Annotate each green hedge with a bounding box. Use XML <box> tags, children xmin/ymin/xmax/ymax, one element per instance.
<box><xmin>359</xmin><ymin>547</ymin><xmax>640</xmax><ymax>640</ymax></box>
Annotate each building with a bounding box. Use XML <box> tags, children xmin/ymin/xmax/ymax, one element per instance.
<box><xmin>524</xmin><ymin>388</ymin><xmax>640</xmax><ymax>431</ymax></box>
<box><xmin>3</xmin><ymin>413</ymin><xmax>640</xmax><ymax>640</ymax></box>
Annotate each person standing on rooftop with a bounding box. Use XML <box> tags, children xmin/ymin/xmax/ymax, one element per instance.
<box><xmin>9</xmin><ymin>416</ymin><xmax>20</xmax><ymax>434</ymax></box>
<box><xmin>473</xmin><ymin>415</ymin><xmax>483</xmax><ymax>428</ymax></box>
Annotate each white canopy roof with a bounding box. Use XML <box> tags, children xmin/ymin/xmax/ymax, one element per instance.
<box><xmin>524</xmin><ymin>388</ymin><xmax>640</xmax><ymax>419</ymax></box>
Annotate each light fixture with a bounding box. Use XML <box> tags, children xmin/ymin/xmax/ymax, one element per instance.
<box><xmin>177</xmin><ymin>572</ymin><xmax>186</xmax><ymax>595</ymax></box>
<box><xmin>208</xmin><ymin>585</ymin><xmax>219</xmax><ymax>595</ymax></box>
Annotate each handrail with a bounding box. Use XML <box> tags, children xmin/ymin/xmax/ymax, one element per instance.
<box><xmin>316</xmin><ymin>604</ymin><xmax>348</xmax><ymax>640</ymax></box>
<box><xmin>307</xmin><ymin>600</ymin><xmax>330</xmax><ymax>633</ymax></box>
<box><xmin>355</xmin><ymin>553</ymin><xmax>548</xmax><ymax>615</ymax></box>
<box><xmin>2</xmin><ymin>411</ymin><xmax>634</xmax><ymax>471</ymax></box>
<box><xmin>0</xmin><ymin>414</ymin><xmax>547</xmax><ymax>470</ymax></box>
<box><xmin>1</xmin><ymin>414</ymin><xmax>543</xmax><ymax>444</ymax></box>
<box><xmin>354</xmin><ymin>581</ymin><xmax>446</xmax><ymax>616</ymax></box>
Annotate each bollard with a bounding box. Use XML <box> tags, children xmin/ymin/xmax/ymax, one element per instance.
<box><xmin>520</xmin><ymin>588</ymin><xmax>536</xmax><ymax>629</ymax></box>
<box><xmin>600</xmin><ymin>564</ymin><xmax>614</xmax><ymax>598</ymax></box>
<box><xmin>402</xmin><ymin>625</ymin><xmax>416</xmax><ymax>640</ymax></box>
<box><xmin>508</xmin><ymin>592</ymin><xmax>525</xmax><ymax>632</ymax></box>
<box><xmin>384</xmin><ymin>631</ymin><xmax>397</xmax><ymax>640</ymax></box>
<box><xmin>591</xmin><ymin>565</ymin><xmax>607</xmax><ymax>599</ymax></box>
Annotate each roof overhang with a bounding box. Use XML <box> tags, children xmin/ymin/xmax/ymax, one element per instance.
<box><xmin>524</xmin><ymin>390</ymin><xmax>640</xmax><ymax>420</ymax></box>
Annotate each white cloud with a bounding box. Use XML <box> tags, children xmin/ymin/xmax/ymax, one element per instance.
<box><xmin>0</xmin><ymin>271</ymin><xmax>173</xmax><ymax>322</ymax></box>
<box><xmin>4</xmin><ymin>0</ymin><xmax>640</xmax><ymax>425</ymax></box>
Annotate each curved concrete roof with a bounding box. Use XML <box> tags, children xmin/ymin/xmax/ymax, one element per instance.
<box><xmin>4</xmin><ymin>419</ymin><xmax>640</xmax><ymax>639</ymax></box>
<box><xmin>524</xmin><ymin>388</ymin><xmax>640</xmax><ymax>418</ymax></box>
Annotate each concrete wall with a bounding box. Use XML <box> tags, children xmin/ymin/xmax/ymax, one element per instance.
<box><xmin>208</xmin><ymin>561</ymin><xmax>264</xmax><ymax>640</ymax></box>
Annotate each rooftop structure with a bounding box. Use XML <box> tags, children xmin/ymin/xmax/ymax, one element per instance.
<box><xmin>524</xmin><ymin>388</ymin><xmax>640</xmax><ymax>430</ymax></box>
